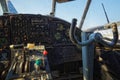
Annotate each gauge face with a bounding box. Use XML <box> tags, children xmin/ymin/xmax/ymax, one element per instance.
<box><xmin>57</xmin><ymin>24</ymin><xmax>65</xmax><ymax>31</ymax></box>
<box><xmin>65</xmin><ymin>28</ymin><xmax>70</xmax><ymax>37</ymax></box>
<box><xmin>54</xmin><ymin>24</ymin><xmax>65</xmax><ymax>41</ymax></box>
<box><xmin>54</xmin><ymin>32</ymin><xmax>61</xmax><ymax>40</ymax></box>
<box><xmin>53</xmin><ymin>22</ymin><xmax>71</xmax><ymax>44</ymax></box>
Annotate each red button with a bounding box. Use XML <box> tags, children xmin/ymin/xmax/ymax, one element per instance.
<box><xmin>43</xmin><ymin>50</ymin><xmax>48</xmax><ymax>56</ymax></box>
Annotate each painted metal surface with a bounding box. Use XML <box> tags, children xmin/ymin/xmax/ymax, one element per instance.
<box><xmin>0</xmin><ymin>0</ymin><xmax>17</xmax><ymax>14</ymax></box>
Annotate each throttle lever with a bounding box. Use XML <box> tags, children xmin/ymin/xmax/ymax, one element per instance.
<box><xmin>95</xmin><ymin>23</ymin><xmax>118</xmax><ymax>47</ymax></box>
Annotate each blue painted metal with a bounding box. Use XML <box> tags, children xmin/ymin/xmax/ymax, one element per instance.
<box><xmin>7</xmin><ymin>0</ymin><xmax>17</xmax><ymax>13</ymax></box>
<box><xmin>81</xmin><ymin>32</ymin><xmax>94</xmax><ymax>80</ymax></box>
<box><xmin>0</xmin><ymin>0</ymin><xmax>17</xmax><ymax>14</ymax></box>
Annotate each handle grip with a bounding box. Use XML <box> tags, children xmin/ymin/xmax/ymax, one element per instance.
<box><xmin>69</xmin><ymin>18</ymin><xmax>94</xmax><ymax>46</ymax></box>
<box><xmin>69</xmin><ymin>19</ymin><xmax>118</xmax><ymax>47</ymax></box>
<box><xmin>95</xmin><ymin>23</ymin><xmax>118</xmax><ymax>47</ymax></box>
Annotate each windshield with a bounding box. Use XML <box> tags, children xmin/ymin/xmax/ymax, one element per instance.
<box><xmin>3</xmin><ymin>0</ymin><xmax>120</xmax><ymax>29</ymax></box>
<box><xmin>0</xmin><ymin>3</ymin><xmax>3</xmax><ymax>15</ymax></box>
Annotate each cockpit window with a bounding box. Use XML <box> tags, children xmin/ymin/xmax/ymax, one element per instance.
<box><xmin>1</xmin><ymin>0</ymin><xmax>120</xmax><ymax>29</ymax></box>
<box><xmin>0</xmin><ymin>3</ymin><xmax>3</xmax><ymax>15</ymax></box>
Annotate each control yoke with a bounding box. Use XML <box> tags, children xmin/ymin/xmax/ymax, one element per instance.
<box><xmin>69</xmin><ymin>18</ymin><xmax>118</xmax><ymax>47</ymax></box>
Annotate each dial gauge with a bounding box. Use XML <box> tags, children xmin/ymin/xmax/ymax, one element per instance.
<box><xmin>54</xmin><ymin>32</ymin><xmax>61</xmax><ymax>40</ymax></box>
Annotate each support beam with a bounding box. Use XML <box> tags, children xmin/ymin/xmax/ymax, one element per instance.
<box><xmin>50</xmin><ymin>0</ymin><xmax>56</xmax><ymax>16</ymax></box>
<box><xmin>82</xmin><ymin>32</ymin><xmax>94</xmax><ymax>80</ymax></box>
<box><xmin>0</xmin><ymin>0</ymin><xmax>8</xmax><ymax>13</ymax></box>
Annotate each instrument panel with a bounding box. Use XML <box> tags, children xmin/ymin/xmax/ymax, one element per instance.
<box><xmin>0</xmin><ymin>14</ymin><xmax>81</xmax><ymax>48</ymax></box>
<box><xmin>0</xmin><ymin>14</ymin><xmax>81</xmax><ymax>62</ymax></box>
<box><xmin>0</xmin><ymin>13</ymin><xmax>81</xmax><ymax>63</ymax></box>
<box><xmin>0</xmin><ymin>14</ymin><xmax>82</xmax><ymax>79</ymax></box>
<box><xmin>9</xmin><ymin>14</ymin><xmax>71</xmax><ymax>46</ymax></box>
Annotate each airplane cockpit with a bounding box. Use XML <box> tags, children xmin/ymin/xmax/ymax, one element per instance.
<box><xmin>0</xmin><ymin>0</ymin><xmax>82</xmax><ymax>80</ymax></box>
<box><xmin>0</xmin><ymin>0</ymin><xmax>120</xmax><ymax>80</ymax></box>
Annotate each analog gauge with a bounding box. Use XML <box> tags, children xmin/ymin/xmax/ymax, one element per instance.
<box><xmin>54</xmin><ymin>32</ymin><xmax>61</xmax><ymax>40</ymax></box>
<box><xmin>57</xmin><ymin>24</ymin><xmax>65</xmax><ymax>31</ymax></box>
<box><xmin>65</xmin><ymin>28</ymin><xmax>69</xmax><ymax>37</ymax></box>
